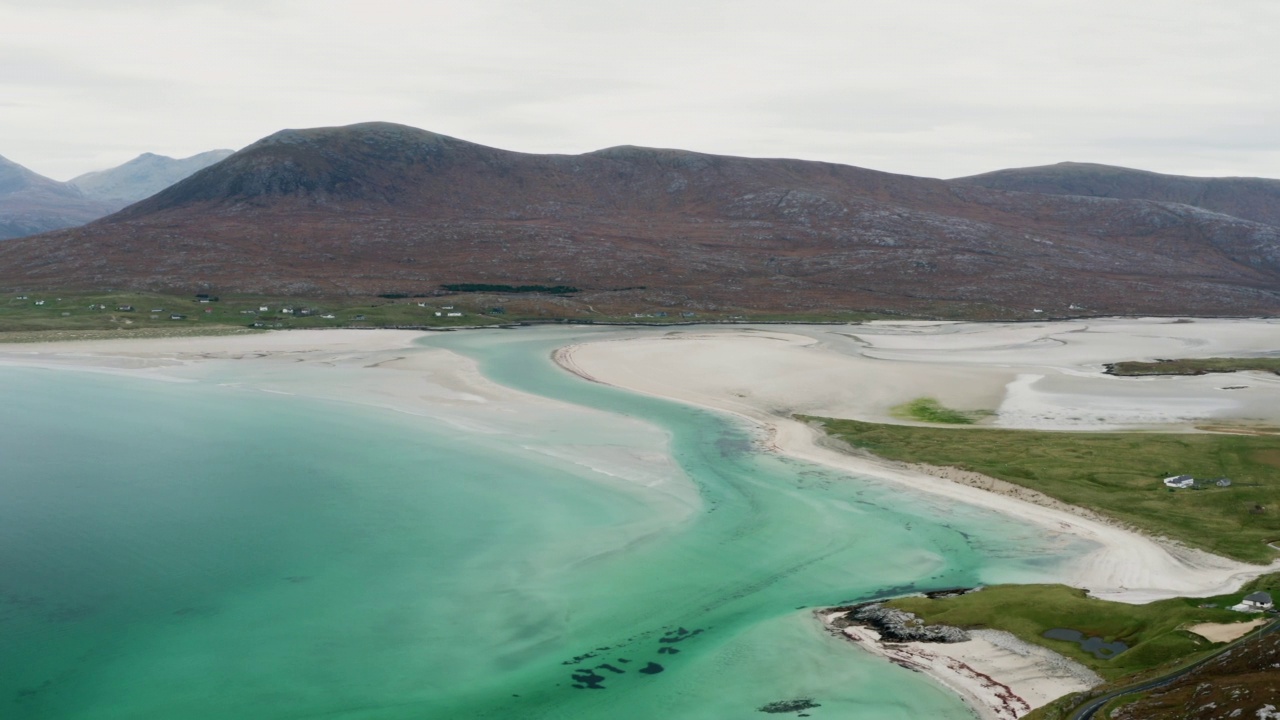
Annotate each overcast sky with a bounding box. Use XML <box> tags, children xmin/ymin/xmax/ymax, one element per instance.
<box><xmin>3</xmin><ymin>0</ymin><xmax>1278</xmax><ymax>181</ymax></box>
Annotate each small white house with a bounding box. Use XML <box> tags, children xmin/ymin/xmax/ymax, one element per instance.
<box><xmin>1243</xmin><ymin>592</ymin><xmax>1274</xmax><ymax>610</ymax></box>
<box><xmin>434</xmin><ymin>311</ymin><xmax>442</xmax><ymax>317</ymax></box>
<box><xmin>321</xmin><ymin>314</ymin><xmax>336</xmax><ymax>319</ymax></box>
<box><xmin>446</xmin><ymin>312</ymin><xmax>463</xmax><ymax>317</ymax></box>
<box><xmin>259</xmin><ymin>306</ymin><xmax>270</xmax><ymax>312</ymax></box>
<box><xmin>1163</xmin><ymin>475</ymin><xmax>1195</xmax><ymax>489</ymax></box>
<box><xmin>1231</xmin><ymin>591</ymin><xmax>1274</xmax><ymax>612</ymax></box>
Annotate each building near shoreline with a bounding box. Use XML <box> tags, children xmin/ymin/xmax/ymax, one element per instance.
<box><xmin>1231</xmin><ymin>592</ymin><xmax>1274</xmax><ymax>612</ymax></box>
<box><xmin>1163</xmin><ymin>474</ymin><xmax>1195</xmax><ymax>489</ymax></box>
<box><xmin>1243</xmin><ymin>592</ymin><xmax>1274</xmax><ymax>610</ymax></box>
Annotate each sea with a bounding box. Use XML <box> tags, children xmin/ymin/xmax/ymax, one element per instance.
<box><xmin>0</xmin><ymin>326</ymin><xmax>1085</xmax><ymax>719</ymax></box>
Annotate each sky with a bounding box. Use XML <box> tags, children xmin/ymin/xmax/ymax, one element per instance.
<box><xmin>3</xmin><ymin>0</ymin><xmax>1278</xmax><ymax>181</ymax></box>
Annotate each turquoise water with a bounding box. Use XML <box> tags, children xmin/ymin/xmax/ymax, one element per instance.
<box><xmin>0</xmin><ymin>327</ymin><xmax>1080</xmax><ymax>719</ymax></box>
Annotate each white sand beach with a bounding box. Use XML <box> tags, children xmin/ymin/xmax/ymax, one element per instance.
<box><xmin>820</xmin><ymin>611</ymin><xmax>1102</xmax><ymax>720</ymax></box>
<box><xmin>556</xmin><ymin>317</ymin><xmax>1280</xmax><ymax>718</ymax></box>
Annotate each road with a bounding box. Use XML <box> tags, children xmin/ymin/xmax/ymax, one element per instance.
<box><xmin>1068</xmin><ymin>616</ymin><xmax>1279</xmax><ymax>720</ymax></box>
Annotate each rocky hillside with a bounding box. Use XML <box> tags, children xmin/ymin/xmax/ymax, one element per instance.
<box><xmin>1</xmin><ymin>123</ymin><xmax>1278</xmax><ymax>317</ymax></box>
<box><xmin>953</xmin><ymin>162</ymin><xmax>1280</xmax><ymax>228</ymax></box>
<box><xmin>70</xmin><ymin>149</ymin><xmax>234</xmax><ymax>211</ymax></box>
<box><xmin>1109</xmin><ymin>629</ymin><xmax>1280</xmax><ymax>720</ymax></box>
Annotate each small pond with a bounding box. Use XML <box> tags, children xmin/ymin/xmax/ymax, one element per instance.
<box><xmin>1042</xmin><ymin>628</ymin><xmax>1129</xmax><ymax>659</ymax></box>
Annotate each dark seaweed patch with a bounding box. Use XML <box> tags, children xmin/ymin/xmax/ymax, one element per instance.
<box><xmin>759</xmin><ymin>698</ymin><xmax>821</xmax><ymax>713</ymax></box>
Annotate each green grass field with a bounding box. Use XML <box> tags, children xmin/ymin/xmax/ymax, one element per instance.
<box><xmin>804</xmin><ymin>416</ymin><xmax>1280</xmax><ymax>563</ymax></box>
<box><xmin>891</xmin><ymin>397</ymin><xmax>991</xmax><ymax>424</ymax></box>
<box><xmin>0</xmin><ymin>291</ymin><xmax>509</xmax><ymax>335</ymax></box>
<box><xmin>883</xmin><ymin>581</ymin><xmax>1276</xmax><ymax>680</ymax></box>
<box><xmin>0</xmin><ymin>290</ymin><xmax>914</xmax><ymax>336</ymax></box>
<box><xmin>1107</xmin><ymin>357</ymin><xmax>1280</xmax><ymax>377</ymax></box>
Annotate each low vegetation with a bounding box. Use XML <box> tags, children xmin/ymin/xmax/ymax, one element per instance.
<box><xmin>0</xmin><ymin>290</ymin><xmax>915</xmax><ymax>337</ymax></box>
<box><xmin>884</xmin><ymin>582</ymin><xmax>1274</xmax><ymax>680</ymax></box>
<box><xmin>439</xmin><ymin>283</ymin><xmax>580</xmax><ymax>294</ymax></box>
<box><xmin>1025</xmin><ymin>574</ymin><xmax>1280</xmax><ymax>719</ymax></box>
<box><xmin>803</xmin><ymin>416</ymin><xmax>1280</xmax><ymax>563</ymax></box>
<box><xmin>891</xmin><ymin>397</ymin><xmax>991</xmax><ymax>424</ymax></box>
<box><xmin>1106</xmin><ymin>357</ymin><xmax>1280</xmax><ymax>377</ymax></box>
<box><xmin>0</xmin><ymin>291</ymin><xmax>509</xmax><ymax>335</ymax></box>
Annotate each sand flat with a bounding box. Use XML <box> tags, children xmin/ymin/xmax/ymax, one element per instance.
<box><xmin>1187</xmin><ymin>618</ymin><xmax>1268</xmax><ymax>643</ymax></box>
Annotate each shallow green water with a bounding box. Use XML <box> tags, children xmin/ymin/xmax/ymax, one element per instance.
<box><xmin>0</xmin><ymin>327</ymin><xmax>1083</xmax><ymax>719</ymax></box>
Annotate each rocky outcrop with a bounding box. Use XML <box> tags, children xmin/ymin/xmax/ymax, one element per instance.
<box><xmin>838</xmin><ymin>603</ymin><xmax>970</xmax><ymax>643</ymax></box>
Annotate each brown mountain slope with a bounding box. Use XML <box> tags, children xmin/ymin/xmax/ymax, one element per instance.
<box><xmin>1</xmin><ymin>123</ymin><xmax>1278</xmax><ymax>316</ymax></box>
<box><xmin>0</xmin><ymin>155</ymin><xmax>113</xmax><ymax>240</ymax></box>
<box><xmin>1109</xmin><ymin>629</ymin><xmax>1280</xmax><ymax>720</ymax></box>
<box><xmin>952</xmin><ymin>162</ymin><xmax>1280</xmax><ymax>228</ymax></box>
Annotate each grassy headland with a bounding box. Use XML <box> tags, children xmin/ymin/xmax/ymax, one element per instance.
<box><xmin>1106</xmin><ymin>357</ymin><xmax>1280</xmax><ymax>377</ymax></box>
<box><xmin>803</xmin><ymin>416</ymin><xmax>1280</xmax><ymax>563</ymax></box>
<box><xmin>890</xmin><ymin>584</ymin><xmax>1269</xmax><ymax>676</ymax></box>
<box><xmin>1013</xmin><ymin>568</ymin><xmax>1280</xmax><ymax>712</ymax></box>
<box><xmin>882</xmin><ymin>579</ymin><xmax>1278</xmax><ymax>681</ymax></box>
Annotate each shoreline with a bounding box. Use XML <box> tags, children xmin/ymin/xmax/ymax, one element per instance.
<box><xmin>817</xmin><ymin>608</ymin><xmax>1103</xmax><ymax>720</ymax></box>
<box><xmin>553</xmin><ymin>338</ymin><xmax>1276</xmax><ymax>602</ymax></box>
<box><xmin>551</xmin><ymin>322</ymin><xmax>1280</xmax><ymax>719</ymax></box>
<box><xmin>3</xmin><ymin>323</ymin><xmax>1275</xmax><ymax>720</ymax></box>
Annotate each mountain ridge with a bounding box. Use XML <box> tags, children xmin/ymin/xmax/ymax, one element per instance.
<box><xmin>952</xmin><ymin>161</ymin><xmax>1280</xmax><ymax>227</ymax></box>
<box><xmin>70</xmin><ymin>149</ymin><xmax>235</xmax><ymax>210</ymax></box>
<box><xmin>0</xmin><ymin>148</ymin><xmax>234</xmax><ymax>241</ymax></box>
<box><xmin>2</xmin><ymin>122</ymin><xmax>1278</xmax><ymax>317</ymax></box>
<box><xmin>0</xmin><ymin>154</ymin><xmax>113</xmax><ymax>241</ymax></box>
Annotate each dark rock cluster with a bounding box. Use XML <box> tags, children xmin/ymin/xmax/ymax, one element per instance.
<box><xmin>845</xmin><ymin>603</ymin><xmax>970</xmax><ymax>643</ymax></box>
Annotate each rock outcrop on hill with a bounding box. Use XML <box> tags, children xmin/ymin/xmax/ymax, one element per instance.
<box><xmin>1</xmin><ymin>123</ymin><xmax>1278</xmax><ymax>317</ymax></box>
<box><xmin>1109</xmin><ymin>630</ymin><xmax>1280</xmax><ymax>720</ymax></box>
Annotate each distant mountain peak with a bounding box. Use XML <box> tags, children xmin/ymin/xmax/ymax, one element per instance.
<box><xmin>0</xmin><ymin>155</ymin><xmax>109</xmax><ymax>240</ymax></box>
<box><xmin>69</xmin><ymin>148</ymin><xmax>236</xmax><ymax>209</ymax></box>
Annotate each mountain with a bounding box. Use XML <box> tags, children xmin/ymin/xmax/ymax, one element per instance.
<box><xmin>70</xmin><ymin>149</ymin><xmax>235</xmax><ymax>211</ymax></box>
<box><xmin>0</xmin><ymin>155</ymin><xmax>115</xmax><ymax>240</ymax></box>
<box><xmin>1</xmin><ymin>122</ymin><xmax>1278</xmax><ymax>317</ymax></box>
<box><xmin>952</xmin><ymin>162</ymin><xmax>1280</xmax><ymax>227</ymax></box>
